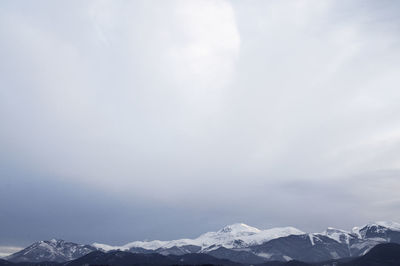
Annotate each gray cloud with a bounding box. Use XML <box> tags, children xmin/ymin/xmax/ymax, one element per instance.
<box><xmin>1</xmin><ymin>0</ymin><xmax>400</xmax><ymax>246</ymax></box>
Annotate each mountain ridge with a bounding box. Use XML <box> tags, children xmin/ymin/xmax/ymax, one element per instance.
<box><xmin>5</xmin><ymin>221</ymin><xmax>400</xmax><ymax>263</ymax></box>
<box><xmin>93</xmin><ymin>222</ymin><xmax>305</xmax><ymax>252</ymax></box>
<box><xmin>2</xmin><ymin>243</ymin><xmax>400</xmax><ymax>266</ymax></box>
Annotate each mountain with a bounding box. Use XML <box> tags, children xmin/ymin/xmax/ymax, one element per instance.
<box><xmin>5</xmin><ymin>221</ymin><xmax>400</xmax><ymax>264</ymax></box>
<box><xmin>2</xmin><ymin>243</ymin><xmax>400</xmax><ymax>266</ymax></box>
<box><xmin>249</xmin><ymin>221</ymin><xmax>400</xmax><ymax>263</ymax></box>
<box><xmin>352</xmin><ymin>221</ymin><xmax>400</xmax><ymax>244</ymax></box>
<box><xmin>349</xmin><ymin>221</ymin><xmax>400</xmax><ymax>256</ymax></box>
<box><xmin>92</xmin><ymin>221</ymin><xmax>400</xmax><ymax>263</ymax></box>
<box><xmin>250</xmin><ymin>233</ymin><xmax>351</xmax><ymax>262</ymax></box>
<box><xmin>93</xmin><ymin>223</ymin><xmax>304</xmax><ymax>252</ymax></box>
<box><xmin>5</xmin><ymin>239</ymin><xmax>96</xmax><ymax>263</ymax></box>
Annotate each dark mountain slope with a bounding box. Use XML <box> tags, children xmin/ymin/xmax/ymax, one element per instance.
<box><xmin>64</xmin><ymin>250</ymin><xmax>240</xmax><ymax>266</ymax></box>
<box><xmin>0</xmin><ymin>259</ymin><xmax>13</xmax><ymax>266</ymax></box>
<box><xmin>206</xmin><ymin>247</ymin><xmax>266</xmax><ymax>264</ymax></box>
<box><xmin>251</xmin><ymin>234</ymin><xmax>349</xmax><ymax>262</ymax></box>
<box><xmin>342</xmin><ymin>243</ymin><xmax>400</xmax><ymax>266</ymax></box>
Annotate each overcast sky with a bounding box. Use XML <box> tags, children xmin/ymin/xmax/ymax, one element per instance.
<box><xmin>1</xmin><ymin>0</ymin><xmax>400</xmax><ymax>251</ymax></box>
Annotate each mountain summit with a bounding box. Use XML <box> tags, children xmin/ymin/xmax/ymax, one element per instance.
<box><xmin>6</xmin><ymin>239</ymin><xmax>96</xmax><ymax>263</ymax></box>
<box><xmin>218</xmin><ymin>223</ymin><xmax>260</xmax><ymax>234</ymax></box>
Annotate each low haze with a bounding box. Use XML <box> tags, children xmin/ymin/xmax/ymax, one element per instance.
<box><xmin>1</xmin><ymin>0</ymin><xmax>400</xmax><ymax>252</ymax></box>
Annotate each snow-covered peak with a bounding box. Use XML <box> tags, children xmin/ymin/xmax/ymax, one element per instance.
<box><xmin>217</xmin><ymin>223</ymin><xmax>261</xmax><ymax>234</ymax></box>
<box><xmin>353</xmin><ymin>221</ymin><xmax>400</xmax><ymax>233</ymax></box>
<box><xmin>196</xmin><ymin>225</ymin><xmax>303</xmax><ymax>250</ymax></box>
<box><xmin>352</xmin><ymin>221</ymin><xmax>400</xmax><ymax>239</ymax></box>
<box><xmin>6</xmin><ymin>239</ymin><xmax>95</xmax><ymax>263</ymax></box>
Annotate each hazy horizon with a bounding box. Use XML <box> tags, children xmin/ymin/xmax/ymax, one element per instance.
<box><xmin>1</xmin><ymin>0</ymin><xmax>400</xmax><ymax>256</ymax></box>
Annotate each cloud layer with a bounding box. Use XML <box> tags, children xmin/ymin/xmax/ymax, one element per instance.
<box><xmin>1</xmin><ymin>0</ymin><xmax>400</xmax><ymax>246</ymax></box>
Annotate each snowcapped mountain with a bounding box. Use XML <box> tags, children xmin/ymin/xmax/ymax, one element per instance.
<box><xmin>91</xmin><ymin>221</ymin><xmax>400</xmax><ymax>263</ymax></box>
<box><xmin>6</xmin><ymin>221</ymin><xmax>400</xmax><ymax>263</ymax></box>
<box><xmin>348</xmin><ymin>221</ymin><xmax>400</xmax><ymax>256</ymax></box>
<box><xmin>5</xmin><ymin>239</ymin><xmax>96</xmax><ymax>263</ymax></box>
<box><xmin>352</xmin><ymin>221</ymin><xmax>400</xmax><ymax>239</ymax></box>
<box><xmin>93</xmin><ymin>223</ymin><xmax>304</xmax><ymax>252</ymax></box>
<box><xmin>246</xmin><ymin>221</ymin><xmax>400</xmax><ymax>262</ymax></box>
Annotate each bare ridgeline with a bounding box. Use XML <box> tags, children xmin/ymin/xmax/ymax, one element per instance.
<box><xmin>2</xmin><ymin>221</ymin><xmax>400</xmax><ymax>265</ymax></box>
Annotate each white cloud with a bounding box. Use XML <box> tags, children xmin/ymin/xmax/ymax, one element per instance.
<box><xmin>0</xmin><ymin>0</ymin><xmax>400</xmax><ymax>237</ymax></box>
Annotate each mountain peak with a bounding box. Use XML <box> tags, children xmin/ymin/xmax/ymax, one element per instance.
<box><xmin>6</xmin><ymin>239</ymin><xmax>96</xmax><ymax>263</ymax></box>
<box><xmin>353</xmin><ymin>221</ymin><xmax>400</xmax><ymax>231</ymax></box>
<box><xmin>218</xmin><ymin>223</ymin><xmax>260</xmax><ymax>234</ymax></box>
<box><xmin>47</xmin><ymin>239</ymin><xmax>65</xmax><ymax>244</ymax></box>
<box><xmin>352</xmin><ymin>221</ymin><xmax>400</xmax><ymax>238</ymax></box>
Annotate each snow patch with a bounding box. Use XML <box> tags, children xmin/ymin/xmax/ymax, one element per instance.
<box><xmin>330</xmin><ymin>251</ymin><xmax>339</xmax><ymax>259</ymax></box>
<box><xmin>308</xmin><ymin>234</ymin><xmax>315</xmax><ymax>246</ymax></box>
<box><xmin>321</xmin><ymin>228</ymin><xmax>352</xmax><ymax>244</ymax></box>
<box><xmin>257</xmin><ymin>252</ymin><xmax>272</xmax><ymax>259</ymax></box>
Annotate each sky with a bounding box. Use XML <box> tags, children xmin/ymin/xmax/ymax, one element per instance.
<box><xmin>1</xmin><ymin>0</ymin><xmax>400</xmax><ymax>254</ymax></box>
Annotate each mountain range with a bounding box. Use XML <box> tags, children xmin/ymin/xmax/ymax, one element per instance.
<box><xmin>5</xmin><ymin>221</ymin><xmax>400</xmax><ymax>264</ymax></box>
<box><xmin>2</xmin><ymin>243</ymin><xmax>400</xmax><ymax>266</ymax></box>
